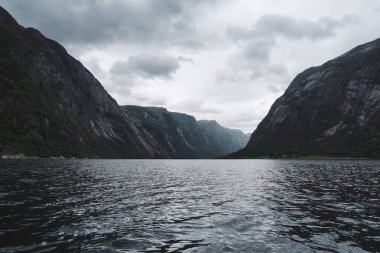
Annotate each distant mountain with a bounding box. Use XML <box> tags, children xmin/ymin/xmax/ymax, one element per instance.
<box><xmin>122</xmin><ymin>106</ymin><xmax>250</xmax><ymax>158</ymax></box>
<box><xmin>197</xmin><ymin>120</ymin><xmax>250</xmax><ymax>155</ymax></box>
<box><xmin>230</xmin><ymin>38</ymin><xmax>380</xmax><ymax>158</ymax></box>
<box><xmin>0</xmin><ymin>5</ymin><xmax>249</xmax><ymax>159</ymax></box>
<box><xmin>0</xmin><ymin>6</ymin><xmax>169</xmax><ymax>158</ymax></box>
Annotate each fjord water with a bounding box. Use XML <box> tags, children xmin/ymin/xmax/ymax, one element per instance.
<box><xmin>0</xmin><ymin>160</ymin><xmax>379</xmax><ymax>253</ymax></box>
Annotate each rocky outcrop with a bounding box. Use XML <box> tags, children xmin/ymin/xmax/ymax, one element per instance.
<box><xmin>231</xmin><ymin>38</ymin><xmax>380</xmax><ymax>158</ymax></box>
<box><xmin>0</xmin><ymin>6</ymin><xmax>168</xmax><ymax>158</ymax></box>
<box><xmin>122</xmin><ymin>106</ymin><xmax>249</xmax><ymax>158</ymax></box>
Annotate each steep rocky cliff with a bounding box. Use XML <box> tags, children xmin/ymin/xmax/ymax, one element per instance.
<box><xmin>122</xmin><ymin>106</ymin><xmax>249</xmax><ymax>158</ymax></box>
<box><xmin>197</xmin><ymin>120</ymin><xmax>250</xmax><ymax>155</ymax></box>
<box><xmin>0</xmin><ymin>6</ymin><xmax>168</xmax><ymax>158</ymax></box>
<box><xmin>232</xmin><ymin>38</ymin><xmax>380</xmax><ymax>158</ymax></box>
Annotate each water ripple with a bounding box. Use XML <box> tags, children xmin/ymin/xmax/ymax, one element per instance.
<box><xmin>0</xmin><ymin>159</ymin><xmax>379</xmax><ymax>252</ymax></box>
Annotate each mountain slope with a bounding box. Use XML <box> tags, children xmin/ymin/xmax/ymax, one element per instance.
<box><xmin>0</xmin><ymin>6</ymin><xmax>168</xmax><ymax>158</ymax></box>
<box><xmin>122</xmin><ymin>106</ymin><xmax>249</xmax><ymax>158</ymax></box>
<box><xmin>197</xmin><ymin>120</ymin><xmax>250</xmax><ymax>155</ymax></box>
<box><xmin>121</xmin><ymin>106</ymin><xmax>214</xmax><ymax>158</ymax></box>
<box><xmin>232</xmin><ymin>38</ymin><xmax>380</xmax><ymax>158</ymax></box>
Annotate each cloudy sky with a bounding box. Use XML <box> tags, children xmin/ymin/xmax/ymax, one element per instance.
<box><xmin>2</xmin><ymin>0</ymin><xmax>380</xmax><ymax>132</ymax></box>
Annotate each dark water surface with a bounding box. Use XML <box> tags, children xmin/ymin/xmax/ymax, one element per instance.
<box><xmin>0</xmin><ymin>159</ymin><xmax>379</xmax><ymax>253</ymax></box>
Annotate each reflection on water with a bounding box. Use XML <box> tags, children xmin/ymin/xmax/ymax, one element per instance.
<box><xmin>0</xmin><ymin>159</ymin><xmax>379</xmax><ymax>252</ymax></box>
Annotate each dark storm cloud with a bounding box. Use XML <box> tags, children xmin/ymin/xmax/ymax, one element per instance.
<box><xmin>110</xmin><ymin>55</ymin><xmax>184</xmax><ymax>79</ymax></box>
<box><xmin>0</xmin><ymin>0</ymin><xmax>213</xmax><ymax>48</ymax></box>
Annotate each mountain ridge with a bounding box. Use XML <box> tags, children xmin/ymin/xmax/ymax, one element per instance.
<box><xmin>0</xmin><ymin>6</ymin><xmax>248</xmax><ymax>159</ymax></box>
<box><xmin>229</xmin><ymin>38</ymin><xmax>380</xmax><ymax>158</ymax></box>
<box><xmin>122</xmin><ymin>105</ymin><xmax>250</xmax><ymax>158</ymax></box>
<box><xmin>0</xmin><ymin>6</ymin><xmax>171</xmax><ymax>158</ymax></box>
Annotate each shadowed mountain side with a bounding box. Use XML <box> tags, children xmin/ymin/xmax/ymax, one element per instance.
<box><xmin>229</xmin><ymin>38</ymin><xmax>380</xmax><ymax>158</ymax></box>
<box><xmin>122</xmin><ymin>106</ymin><xmax>250</xmax><ymax>158</ymax></box>
<box><xmin>197</xmin><ymin>120</ymin><xmax>250</xmax><ymax>155</ymax></box>
<box><xmin>0</xmin><ymin>6</ymin><xmax>170</xmax><ymax>158</ymax></box>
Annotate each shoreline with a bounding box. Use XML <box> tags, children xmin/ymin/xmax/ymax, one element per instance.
<box><xmin>0</xmin><ymin>154</ymin><xmax>375</xmax><ymax>161</ymax></box>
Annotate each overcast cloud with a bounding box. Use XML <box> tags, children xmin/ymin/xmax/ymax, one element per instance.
<box><xmin>110</xmin><ymin>55</ymin><xmax>185</xmax><ymax>79</ymax></box>
<box><xmin>2</xmin><ymin>0</ymin><xmax>380</xmax><ymax>132</ymax></box>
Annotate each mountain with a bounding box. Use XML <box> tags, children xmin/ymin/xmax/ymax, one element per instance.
<box><xmin>230</xmin><ymin>38</ymin><xmax>380</xmax><ymax>158</ymax></box>
<box><xmin>197</xmin><ymin>120</ymin><xmax>250</xmax><ymax>155</ymax></box>
<box><xmin>122</xmin><ymin>106</ymin><xmax>250</xmax><ymax>158</ymax></box>
<box><xmin>121</xmin><ymin>106</ymin><xmax>213</xmax><ymax>158</ymax></box>
<box><xmin>0</xmin><ymin>6</ymin><xmax>169</xmax><ymax>158</ymax></box>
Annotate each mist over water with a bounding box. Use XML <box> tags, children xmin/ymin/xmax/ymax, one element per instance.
<box><xmin>0</xmin><ymin>159</ymin><xmax>379</xmax><ymax>252</ymax></box>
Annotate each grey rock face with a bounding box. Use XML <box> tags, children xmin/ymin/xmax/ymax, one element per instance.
<box><xmin>232</xmin><ymin>38</ymin><xmax>380</xmax><ymax>158</ymax></box>
<box><xmin>197</xmin><ymin>120</ymin><xmax>250</xmax><ymax>155</ymax></box>
<box><xmin>122</xmin><ymin>106</ymin><xmax>249</xmax><ymax>158</ymax></box>
<box><xmin>0</xmin><ymin>7</ymin><xmax>249</xmax><ymax>159</ymax></box>
<box><xmin>0</xmin><ymin>6</ymin><xmax>167</xmax><ymax>158</ymax></box>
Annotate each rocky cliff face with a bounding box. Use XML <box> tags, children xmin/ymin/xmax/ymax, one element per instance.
<box><xmin>197</xmin><ymin>120</ymin><xmax>250</xmax><ymax>155</ymax></box>
<box><xmin>0</xmin><ymin>6</ymin><xmax>168</xmax><ymax>158</ymax></box>
<box><xmin>122</xmin><ymin>106</ymin><xmax>249</xmax><ymax>158</ymax></box>
<box><xmin>232</xmin><ymin>38</ymin><xmax>380</xmax><ymax>158</ymax></box>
